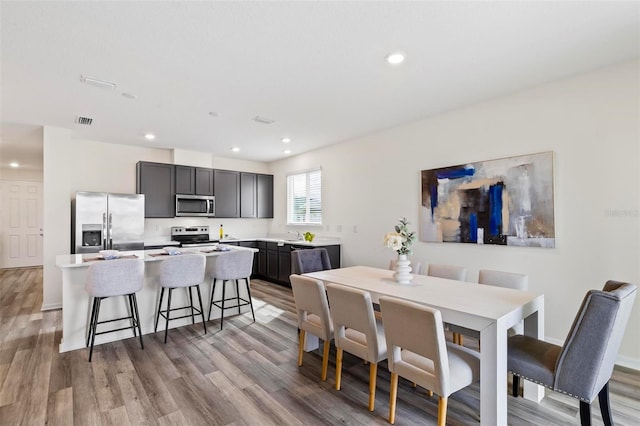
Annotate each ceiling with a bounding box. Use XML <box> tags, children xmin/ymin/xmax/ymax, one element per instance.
<box><xmin>1</xmin><ymin>1</ymin><xmax>639</xmax><ymax>170</ymax></box>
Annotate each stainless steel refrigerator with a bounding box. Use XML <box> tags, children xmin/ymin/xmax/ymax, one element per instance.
<box><xmin>72</xmin><ymin>192</ymin><xmax>145</xmax><ymax>254</ymax></box>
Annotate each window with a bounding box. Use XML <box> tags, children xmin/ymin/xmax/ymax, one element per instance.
<box><xmin>287</xmin><ymin>169</ymin><xmax>322</xmax><ymax>225</ymax></box>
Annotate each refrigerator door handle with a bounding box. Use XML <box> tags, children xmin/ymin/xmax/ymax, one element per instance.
<box><xmin>102</xmin><ymin>212</ymin><xmax>108</xmax><ymax>249</ymax></box>
<box><xmin>108</xmin><ymin>213</ymin><xmax>113</xmax><ymax>249</ymax></box>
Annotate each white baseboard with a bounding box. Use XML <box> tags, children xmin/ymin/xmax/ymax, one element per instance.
<box><xmin>41</xmin><ymin>303</ymin><xmax>62</xmax><ymax>311</ymax></box>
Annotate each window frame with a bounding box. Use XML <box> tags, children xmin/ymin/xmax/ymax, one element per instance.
<box><xmin>286</xmin><ymin>168</ymin><xmax>322</xmax><ymax>226</ymax></box>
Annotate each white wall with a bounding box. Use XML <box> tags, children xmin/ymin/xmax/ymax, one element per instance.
<box><xmin>269</xmin><ymin>60</ymin><xmax>640</xmax><ymax>367</ymax></box>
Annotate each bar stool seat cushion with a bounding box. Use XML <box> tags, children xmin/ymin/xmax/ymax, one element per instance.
<box><xmin>86</xmin><ymin>258</ymin><xmax>144</xmax><ymax>298</ymax></box>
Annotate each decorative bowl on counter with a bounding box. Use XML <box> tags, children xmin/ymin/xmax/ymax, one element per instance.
<box><xmin>99</xmin><ymin>250</ymin><xmax>119</xmax><ymax>260</ymax></box>
<box><xmin>163</xmin><ymin>246</ymin><xmax>181</xmax><ymax>255</ymax></box>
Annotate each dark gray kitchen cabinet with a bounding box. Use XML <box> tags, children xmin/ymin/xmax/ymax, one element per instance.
<box><xmin>176</xmin><ymin>166</ymin><xmax>214</xmax><ymax>196</ymax></box>
<box><xmin>266</xmin><ymin>242</ymin><xmax>279</xmax><ymax>281</ymax></box>
<box><xmin>136</xmin><ymin>161</ymin><xmax>175</xmax><ymax>218</ymax></box>
<box><xmin>278</xmin><ymin>245</ymin><xmax>292</xmax><ymax>283</ymax></box>
<box><xmin>175</xmin><ymin>165</ymin><xmax>195</xmax><ymax>194</ymax></box>
<box><xmin>257</xmin><ymin>241</ymin><xmax>267</xmax><ymax>276</ymax></box>
<box><xmin>214</xmin><ymin>169</ymin><xmax>240</xmax><ymax>218</ymax></box>
<box><xmin>257</xmin><ymin>174</ymin><xmax>274</xmax><ymax>218</ymax></box>
<box><xmin>240</xmin><ymin>172</ymin><xmax>257</xmax><ymax>218</ymax></box>
<box><xmin>195</xmin><ymin>168</ymin><xmax>214</xmax><ymax>196</ymax></box>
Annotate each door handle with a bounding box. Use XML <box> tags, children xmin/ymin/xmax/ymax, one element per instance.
<box><xmin>108</xmin><ymin>213</ymin><xmax>113</xmax><ymax>249</ymax></box>
<box><xmin>103</xmin><ymin>213</ymin><xmax>107</xmax><ymax>249</ymax></box>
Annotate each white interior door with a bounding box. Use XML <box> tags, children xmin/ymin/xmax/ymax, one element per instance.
<box><xmin>0</xmin><ymin>180</ymin><xmax>44</xmax><ymax>268</ymax></box>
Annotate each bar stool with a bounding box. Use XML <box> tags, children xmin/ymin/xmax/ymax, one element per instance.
<box><xmin>85</xmin><ymin>258</ymin><xmax>145</xmax><ymax>362</ymax></box>
<box><xmin>154</xmin><ymin>253</ymin><xmax>207</xmax><ymax>343</ymax></box>
<box><xmin>208</xmin><ymin>250</ymin><xmax>255</xmax><ymax>330</ymax></box>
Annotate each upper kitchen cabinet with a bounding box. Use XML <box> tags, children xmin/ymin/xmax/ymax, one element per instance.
<box><xmin>257</xmin><ymin>173</ymin><xmax>274</xmax><ymax>218</ymax></box>
<box><xmin>214</xmin><ymin>169</ymin><xmax>240</xmax><ymax>218</ymax></box>
<box><xmin>175</xmin><ymin>166</ymin><xmax>214</xmax><ymax>196</ymax></box>
<box><xmin>136</xmin><ymin>161</ymin><xmax>175</xmax><ymax>218</ymax></box>
<box><xmin>240</xmin><ymin>173</ymin><xmax>274</xmax><ymax>218</ymax></box>
<box><xmin>240</xmin><ymin>172</ymin><xmax>257</xmax><ymax>218</ymax></box>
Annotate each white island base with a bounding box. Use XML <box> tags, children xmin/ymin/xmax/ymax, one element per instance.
<box><xmin>56</xmin><ymin>248</ymin><xmax>257</xmax><ymax>353</ymax></box>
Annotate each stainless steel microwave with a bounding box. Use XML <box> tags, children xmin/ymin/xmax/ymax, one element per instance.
<box><xmin>175</xmin><ymin>194</ymin><xmax>215</xmax><ymax>217</ymax></box>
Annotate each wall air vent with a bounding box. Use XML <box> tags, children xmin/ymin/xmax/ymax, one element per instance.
<box><xmin>253</xmin><ymin>116</ymin><xmax>275</xmax><ymax>124</ymax></box>
<box><xmin>76</xmin><ymin>116</ymin><xmax>93</xmax><ymax>126</ymax></box>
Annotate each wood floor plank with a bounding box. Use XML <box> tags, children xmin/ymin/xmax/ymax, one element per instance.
<box><xmin>1</xmin><ymin>267</ymin><xmax>639</xmax><ymax>425</ymax></box>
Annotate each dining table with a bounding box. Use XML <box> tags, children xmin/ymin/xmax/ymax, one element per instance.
<box><xmin>302</xmin><ymin>265</ymin><xmax>545</xmax><ymax>426</ymax></box>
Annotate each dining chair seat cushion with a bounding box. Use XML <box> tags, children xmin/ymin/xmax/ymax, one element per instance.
<box><xmin>339</xmin><ymin>319</ymin><xmax>387</xmax><ymax>362</ymax></box>
<box><xmin>85</xmin><ymin>258</ymin><xmax>144</xmax><ymax>298</ymax></box>
<box><xmin>507</xmin><ymin>335</ymin><xmax>562</xmax><ymax>387</ymax></box>
<box><xmin>159</xmin><ymin>254</ymin><xmax>206</xmax><ymax>288</ymax></box>
<box><xmin>398</xmin><ymin>344</ymin><xmax>480</xmax><ymax>394</ymax></box>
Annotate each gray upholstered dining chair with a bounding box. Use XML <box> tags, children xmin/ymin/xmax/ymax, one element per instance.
<box><xmin>427</xmin><ymin>264</ymin><xmax>468</xmax><ymax>345</ymax></box>
<box><xmin>85</xmin><ymin>258</ymin><xmax>145</xmax><ymax>362</ymax></box>
<box><xmin>509</xmin><ymin>281</ymin><xmax>637</xmax><ymax>426</ymax></box>
<box><xmin>379</xmin><ymin>295</ymin><xmax>480</xmax><ymax>425</ymax></box>
<box><xmin>291</xmin><ymin>248</ymin><xmax>331</xmax><ymax>274</ymax></box>
<box><xmin>326</xmin><ymin>283</ymin><xmax>387</xmax><ymax>412</ymax></box>
<box><xmin>290</xmin><ymin>274</ymin><xmax>333</xmax><ymax>381</ymax></box>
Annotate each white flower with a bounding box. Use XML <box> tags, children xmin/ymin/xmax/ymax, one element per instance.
<box><xmin>384</xmin><ymin>232</ymin><xmax>404</xmax><ymax>251</ymax></box>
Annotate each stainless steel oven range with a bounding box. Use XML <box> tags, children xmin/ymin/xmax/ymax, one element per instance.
<box><xmin>170</xmin><ymin>226</ymin><xmax>220</xmax><ymax>247</ymax></box>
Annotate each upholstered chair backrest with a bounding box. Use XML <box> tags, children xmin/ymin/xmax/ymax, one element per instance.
<box><xmin>478</xmin><ymin>269</ymin><xmax>528</xmax><ymax>290</ymax></box>
<box><xmin>291</xmin><ymin>248</ymin><xmax>331</xmax><ymax>275</ymax></box>
<box><xmin>86</xmin><ymin>258</ymin><xmax>144</xmax><ymax>297</ymax></box>
<box><xmin>554</xmin><ymin>281</ymin><xmax>637</xmax><ymax>402</ymax></box>
<box><xmin>290</xmin><ymin>274</ymin><xmax>333</xmax><ymax>341</ymax></box>
<box><xmin>159</xmin><ymin>253</ymin><xmax>206</xmax><ymax>288</ymax></box>
<box><xmin>210</xmin><ymin>250</ymin><xmax>254</xmax><ymax>280</ymax></box>
<box><xmin>427</xmin><ymin>264</ymin><xmax>467</xmax><ymax>281</ymax></box>
<box><xmin>379</xmin><ymin>296</ymin><xmax>450</xmax><ymax>396</ymax></box>
<box><xmin>326</xmin><ymin>283</ymin><xmax>384</xmax><ymax>362</ymax></box>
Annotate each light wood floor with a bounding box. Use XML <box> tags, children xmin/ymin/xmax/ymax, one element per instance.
<box><xmin>1</xmin><ymin>267</ymin><xmax>639</xmax><ymax>425</ymax></box>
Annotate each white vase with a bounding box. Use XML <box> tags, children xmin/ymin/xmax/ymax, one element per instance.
<box><xmin>394</xmin><ymin>254</ymin><xmax>413</xmax><ymax>284</ymax></box>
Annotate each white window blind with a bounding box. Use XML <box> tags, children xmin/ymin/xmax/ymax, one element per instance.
<box><xmin>287</xmin><ymin>169</ymin><xmax>322</xmax><ymax>225</ymax></box>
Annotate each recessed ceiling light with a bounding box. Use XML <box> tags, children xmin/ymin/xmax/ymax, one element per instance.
<box><xmin>231</xmin><ymin>147</ymin><xmax>240</xmax><ymax>152</ymax></box>
<box><xmin>209</xmin><ymin>112</ymin><xmax>221</xmax><ymax>118</ymax></box>
<box><xmin>281</xmin><ymin>137</ymin><xmax>291</xmax><ymax>143</ymax></box>
<box><xmin>9</xmin><ymin>162</ymin><xmax>19</xmax><ymax>168</ymax></box>
<box><xmin>144</xmin><ymin>133</ymin><xmax>156</xmax><ymax>140</ymax></box>
<box><xmin>385</xmin><ymin>52</ymin><xmax>406</xmax><ymax>65</ymax></box>
<box><xmin>283</xmin><ymin>149</ymin><xmax>292</xmax><ymax>155</ymax></box>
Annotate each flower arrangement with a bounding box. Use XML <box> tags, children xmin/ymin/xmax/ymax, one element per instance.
<box><xmin>384</xmin><ymin>217</ymin><xmax>416</xmax><ymax>255</ymax></box>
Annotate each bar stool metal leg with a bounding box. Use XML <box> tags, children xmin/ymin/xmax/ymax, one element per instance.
<box><xmin>88</xmin><ymin>297</ymin><xmax>102</xmax><ymax>362</ymax></box>
<box><xmin>164</xmin><ymin>288</ymin><xmax>173</xmax><ymax>344</ymax></box>
<box><xmin>244</xmin><ymin>278</ymin><xmax>256</xmax><ymax>322</ymax></box>
<box><xmin>195</xmin><ymin>285</ymin><xmax>207</xmax><ymax>334</ymax></box>
<box><xmin>127</xmin><ymin>294</ymin><xmax>137</xmax><ymax>337</ymax></box>
<box><xmin>188</xmin><ymin>286</ymin><xmax>195</xmax><ymax>324</ymax></box>
<box><xmin>220</xmin><ymin>279</ymin><xmax>227</xmax><ymax>330</ymax></box>
<box><xmin>155</xmin><ymin>287</ymin><xmax>165</xmax><ymax>332</ymax></box>
<box><xmin>208</xmin><ymin>279</ymin><xmax>217</xmax><ymax>321</ymax></box>
<box><xmin>235</xmin><ymin>280</ymin><xmax>241</xmax><ymax>315</ymax></box>
<box><xmin>132</xmin><ymin>293</ymin><xmax>144</xmax><ymax>349</ymax></box>
<box><xmin>87</xmin><ymin>297</ymin><xmax>98</xmax><ymax>347</ymax></box>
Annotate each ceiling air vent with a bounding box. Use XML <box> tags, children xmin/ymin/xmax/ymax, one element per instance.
<box><xmin>76</xmin><ymin>116</ymin><xmax>93</xmax><ymax>126</ymax></box>
<box><xmin>253</xmin><ymin>116</ymin><xmax>275</xmax><ymax>124</ymax></box>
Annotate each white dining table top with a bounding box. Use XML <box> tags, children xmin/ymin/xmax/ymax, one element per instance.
<box><xmin>303</xmin><ymin>266</ymin><xmax>543</xmax><ymax>329</ymax></box>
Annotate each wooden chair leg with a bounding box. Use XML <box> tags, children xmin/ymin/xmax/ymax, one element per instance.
<box><xmin>427</xmin><ymin>390</ymin><xmax>433</xmax><ymax>397</ymax></box>
<box><xmin>459</xmin><ymin>334</ymin><xmax>464</xmax><ymax>346</ymax></box>
<box><xmin>411</xmin><ymin>382</ymin><xmax>417</xmax><ymax>388</ymax></box>
<box><xmin>335</xmin><ymin>348</ymin><xmax>343</xmax><ymax>391</ymax></box>
<box><xmin>598</xmin><ymin>382</ymin><xmax>613</xmax><ymax>426</ymax></box>
<box><xmin>389</xmin><ymin>372</ymin><xmax>398</xmax><ymax>424</ymax></box>
<box><xmin>297</xmin><ymin>329</ymin><xmax>306</xmax><ymax>367</ymax></box>
<box><xmin>321</xmin><ymin>340</ymin><xmax>330</xmax><ymax>381</ymax></box>
<box><xmin>437</xmin><ymin>396</ymin><xmax>448</xmax><ymax>426</ymax></box>
<box><xmin>579</xmin><ymin>400</ymin><xmax>592</xmax><ymax>426</ymax></box>
<box><xmin>368</xmin><ymin>362</ymin><xmax>378</xmax><ymax>411</ymax></box>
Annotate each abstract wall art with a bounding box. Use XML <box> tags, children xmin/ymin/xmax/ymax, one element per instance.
<box><xmin>420</xmin><ymin>151</ymin><xmax>555</xmax><ymax>248</ymax></box>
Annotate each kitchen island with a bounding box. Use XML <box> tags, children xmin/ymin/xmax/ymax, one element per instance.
<box><xmin>56</xmin><ymin>246</ymin><xmax>258</xmax><ymax>353</ymax></box>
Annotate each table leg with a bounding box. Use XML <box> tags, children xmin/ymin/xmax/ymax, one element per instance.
<box><xmin>479</xmin><ymin>320</ymin><xmax>507</xmax><ymax>426</ymax></box>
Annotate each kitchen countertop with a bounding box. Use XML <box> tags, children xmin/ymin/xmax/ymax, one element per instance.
<box><xmin>220</xmin><ymin>237</ymin><xmax>341</xmax><ymax>247</ymax></box>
